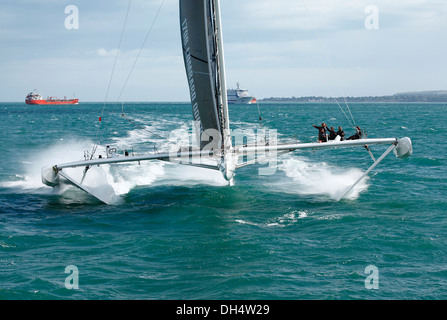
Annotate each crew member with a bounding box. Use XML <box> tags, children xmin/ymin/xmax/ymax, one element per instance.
<box><xmin>313</xmin><ymin>123</ymin><xmax>328</xmax><ymax>142</ymax></box>
<box><xmin>336</xmin><ymin>126</ymin><xmax>345</xmax><ymax>141</ymax></box>
<box><xmin>347</xmin><ymin>126</ymin><xmax>363</xmax><ymax>140</ymax></box>
<box><xmin>327</xmin><ymin>126</ymin><xmax>337</xmax><ymax>140</ymax></box>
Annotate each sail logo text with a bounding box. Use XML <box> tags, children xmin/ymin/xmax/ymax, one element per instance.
<box><xmin>181</xmin><ymin>18</ymin><xmax>200</xmax><ymax>124</ymax></box>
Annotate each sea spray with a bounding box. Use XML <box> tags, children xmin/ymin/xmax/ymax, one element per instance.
<box><xmin>274</xmin><ymin>156</ymin><xmax>369</xmax><ymax>200</ymax></box>
<box><xmin>1</xmin><ymin>140</ymin><xmax>94</xmax><ymax>192</ymax></box>
<box><xmin>3</xmin><ymin>128</ymin><xmax>228</xmax><ymax>202</ymax></box>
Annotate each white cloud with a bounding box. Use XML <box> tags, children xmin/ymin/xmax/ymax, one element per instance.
<box><xmin>97</xmin><ymin>48</ymin><xmax>119</xmax><ymax>57</ymax></box>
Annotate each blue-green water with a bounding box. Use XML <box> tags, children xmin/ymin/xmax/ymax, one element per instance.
<box><xmin>0</xmin><ymin>101</ymin><xmax>446</xmax><ymax>299</ymax></box>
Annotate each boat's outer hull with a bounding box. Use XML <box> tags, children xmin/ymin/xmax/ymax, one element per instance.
<box><xmin>228</xmin><ymin>96</ymin><xmax>257</xmax><ymax>104</ymax></box>
<box><xmin>41</xmin><ymin>166</ymin><xmax>59</xmax><ymax>187</ymax></box>
<box><xmin>25</xmin><ymin>99</ymin><xmax>79</xmax><ymax>105</ymax></box>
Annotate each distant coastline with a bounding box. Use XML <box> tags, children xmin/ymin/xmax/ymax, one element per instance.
<box><xmin>260</xmin><ymin>90</ymin><xmax>447</xmax><ymax>103</ymax></box>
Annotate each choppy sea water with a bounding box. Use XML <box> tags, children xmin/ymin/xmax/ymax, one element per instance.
<box><xmin>0</xmin><ymin>101</ymin><xmax>446</xmax><ymax>299</ymax></box>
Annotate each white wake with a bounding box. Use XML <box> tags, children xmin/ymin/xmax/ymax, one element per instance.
<box><xmin>268</xmin><ymin>156</ymin><xmax>369</xmax><ymax>200</ymax></box>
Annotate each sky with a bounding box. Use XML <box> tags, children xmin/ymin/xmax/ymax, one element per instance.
<box><xmin>0</xmin><ymin>0</ymin><xmax>446</xmax><ymax>102</ymax></box>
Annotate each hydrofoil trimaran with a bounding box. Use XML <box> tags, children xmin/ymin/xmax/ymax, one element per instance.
<box><xmin>41</xmin><ymin>0</ymin><xmax>413</xmax><ymax>204</ymax></box>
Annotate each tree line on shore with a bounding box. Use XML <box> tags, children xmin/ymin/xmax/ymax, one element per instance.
<box><xmin>260</xmin><ymin>90</ymin><xmax>447</xmax><ymax>103</ymax></box>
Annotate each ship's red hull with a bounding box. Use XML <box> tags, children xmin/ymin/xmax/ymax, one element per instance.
<box><xmin>25</xmin><ymin>99</ymin><xmax>79</xmax><ymax>105</ymax></box>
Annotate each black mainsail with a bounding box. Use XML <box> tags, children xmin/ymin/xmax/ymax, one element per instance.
<box><xmin>179</xmin><ymin>0</ymin><xmax>229</xmax><ymax>151</ymax></box>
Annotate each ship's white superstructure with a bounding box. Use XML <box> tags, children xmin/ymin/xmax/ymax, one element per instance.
<box><xmin>25</xmin><ymin>90</ymin><xmax>43</xmax><ymax>102</ymax></box>
<box><xmin>227</xmin><ymin>83</ymin><xmax>256</xmax><ymax>104</ymax></box>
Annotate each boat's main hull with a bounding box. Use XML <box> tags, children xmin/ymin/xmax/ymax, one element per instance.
<box><xmin>25</xmin><ymin>99</ymin><xmax>79</xmax><ymax>105</ymax></box>
<box><xmin>228</xmin><ymin>96</ymin><xmax>257</xmax><ymax>104</ymax></box>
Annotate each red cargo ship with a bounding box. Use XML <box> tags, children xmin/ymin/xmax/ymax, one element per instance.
<box><xmin>25</xmin><ymin>90</ymin><xmax>79</xmax><ymax>105</ymax></box>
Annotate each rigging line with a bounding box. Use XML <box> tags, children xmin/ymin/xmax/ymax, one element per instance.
<box><xmin>288</xmin><ymin>27</ymin><xmax>354</xmax><ymax>128</ymax></box>
<box><xmin>300</xmin><ymin>0</ymin><xmax>357</xmax><ymax>128</ymax></box>
<box><xmin>118</xmin><ymin>0</ymin><xmax>166</xmax><ymax>111</ymax></box>
<box><xmin>96</xmin><ymin>0</ymin><xmax>166</xmax><ymax>149</ymax></box>
<box><xmin>327</xmin><ymin>61</ymin><xmax>357</xmax><ymax>126</ymax></box>
<box><xmin>92</xmin><ymin>0</ymin><xmax>132</xmax><ymax>156</ymax></box>
<box><xmin>237</xmin><ymin>6</ymin><xmax>262</xmax><ymax>123</ymax></box>
<box><xmin>231</xmin><ymin>30</ymin><xmax>260</xmax><ymax>123</ymax></box>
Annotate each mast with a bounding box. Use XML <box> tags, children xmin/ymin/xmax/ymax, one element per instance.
<box><xmin>213</xmin><ymin>0</ymin><xmax>235</xmax><ymax>181</ymax></box>
<box><xmin>214</xmin><ymin>0</ymin><xmax>229</xmax><ymax>139</ymax></box>
<box><xmin>179</xmin><ymin>0</ymin><xmax>235</xmax><ymax>180</ymax></box>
